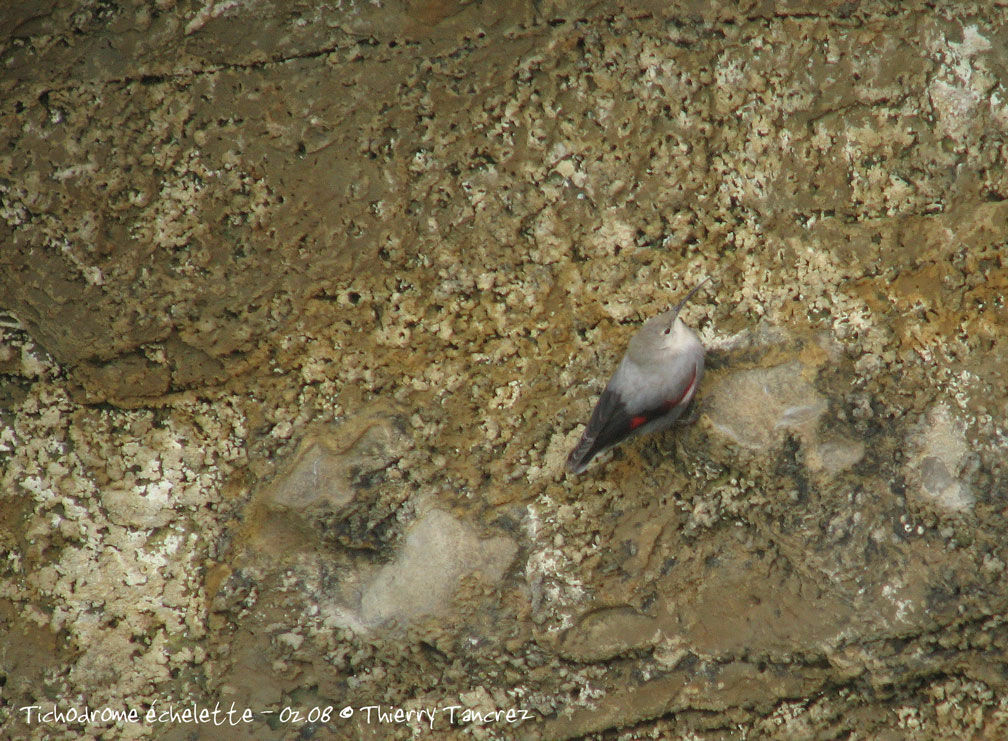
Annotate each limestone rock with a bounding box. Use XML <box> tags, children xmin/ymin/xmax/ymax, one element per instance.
<box><xmin>905</xmin><ymin>403</ymin><xmax>976</xmax><ymax>513</ymax></box>
<box><xmin>265</xmin><ymin>415</ymin><xmax>409</xmax><ymax>516</ymax></box>
<box><xmin>705</xmin><ymin>361</ymin><xmax>827</xmax><ymax>450</ymax></box>
<box><xmin>3</xmin><ymin>4</ymin><xmax>1008</xmax><ymax>741</ymax></box>
<box><xmin>261</xmin><ymin>408</ymin><xmax>412</xmax><ymax>551</ymax></box>
<box><xmin>559</xmin><ymin>606</ymin><xmax>659</xmax><ymax>662</ymax></box>
<box><xmin>359</xmin><ymin>508</ymin><xmax>517</xmax><ymax>626</ymax></box>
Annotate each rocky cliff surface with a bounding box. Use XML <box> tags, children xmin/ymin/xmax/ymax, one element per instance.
<box><xmin>2</xmin><ymin>1</ymin><xmax>1007</xmax><ymax>738</ymax></box>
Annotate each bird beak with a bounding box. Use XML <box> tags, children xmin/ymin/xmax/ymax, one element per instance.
<box><xmin>671</xmin><ymin>276</ymin><xmax>713</xmax><ymax>317</ymax></box>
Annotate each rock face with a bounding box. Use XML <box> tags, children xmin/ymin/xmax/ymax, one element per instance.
<box><xmin>905</xmin><ymin>402</ymin><xmax>977</xmax><ymax>513</ymax></box>
<box><xmin>706</xmin><ymin>360</ymin><xmax>828</xmax><ymax>450</ymax></box>
<box><xmin>359</xmin><ymin>508</ymin><xmax>517</xmax><ymax>627</ymax></box>
<box><xmin>3</xmin><ymin>2</ymin><xmax>1008</xmax><ymax>740</ymax></box>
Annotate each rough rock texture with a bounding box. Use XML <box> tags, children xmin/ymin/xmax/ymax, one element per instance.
<box><xmin>2</xmin><ymin>1</ymin><xmax>1008</xmax><ymax>739</ymax></box>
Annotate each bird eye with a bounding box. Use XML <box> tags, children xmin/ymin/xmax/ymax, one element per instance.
<box><xmin>663</xmin><ymin>328</ymin><xmax>670</xmax><ymax>334</ymax></box>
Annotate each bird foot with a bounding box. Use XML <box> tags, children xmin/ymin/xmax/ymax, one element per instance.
<box><xmin>672</xmin><ymin>400</ymin><xmax>702</xmax><ymax>427</ymax></box>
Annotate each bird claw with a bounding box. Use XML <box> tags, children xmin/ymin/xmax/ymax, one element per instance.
<box><xmin>673</xmin><ymin>400</ymin><xmax>702</xmax><ymax>427</ymax></box>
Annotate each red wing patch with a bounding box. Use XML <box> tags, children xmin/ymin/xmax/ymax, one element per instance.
<box><xmin>629</xmin><ymin>415</ymin><xmax>648</xmax><ymax>430</ymax></box>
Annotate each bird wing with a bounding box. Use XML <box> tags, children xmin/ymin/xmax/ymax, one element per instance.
<box><xmin>566</xmin><ymin>386</ymin><xmax>633</xmax><ymax>473</ymax></box>
<box><xmin>567</xmin><ymin>359</ymin><xmax>700</xmax><ymax>474</ymax></box>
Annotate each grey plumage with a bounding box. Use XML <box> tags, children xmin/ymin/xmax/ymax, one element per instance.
<box><xmin>567</xmin><ymin>278</ymin><xmax>711</xmax><ymax>474</ymax></box>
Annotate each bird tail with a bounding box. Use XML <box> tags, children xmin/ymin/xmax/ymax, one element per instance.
<box><xmin>566</xmin><ymin>433</ymin><xmax>599</xmax><ymax>474</ymax></box>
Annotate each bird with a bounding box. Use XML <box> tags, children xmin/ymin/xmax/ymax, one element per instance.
<box><xmin>567</xmin><ymin>278</ymin><xmax>711</xmax><ymax>474</ymax></box>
